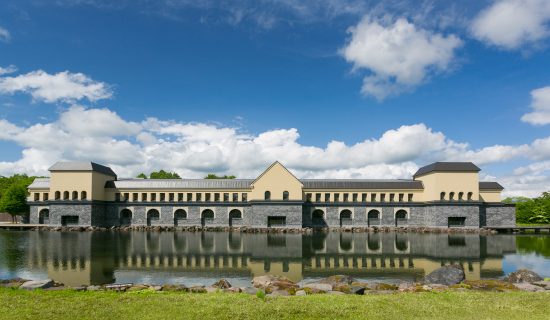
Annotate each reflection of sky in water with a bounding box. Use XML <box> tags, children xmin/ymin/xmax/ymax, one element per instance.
<box><xmin>503</xmin><ymin>253</ymin><xmax>550</xmax><ymax>278</ymax></box>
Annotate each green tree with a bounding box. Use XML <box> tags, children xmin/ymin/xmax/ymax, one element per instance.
<box><xmin>204</xmin><ymin>174</ymin><xmax>236</xmax><ymax>179</ymax></box>
<box><xmin>136</xmin><ymin>173</ymin><xmax>148</xmax><ymax>179</ymax></box>
<box><xmin>0</xmin><ymin>184</ymin><xmax>29</xmax><ymax>223</ymax></box>
<box><xmin>149</xmin><ymin>170</ymin><xmax>181</xmax><ymax>179</ymax></box>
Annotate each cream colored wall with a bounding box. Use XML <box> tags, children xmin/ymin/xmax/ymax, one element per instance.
<box><xmin>480</xmin><ymin>191</ymin><xmax>501</xmax><ymax>202</ymax></box>
<box><xmin>27</xmin><ymin>188</ymin><xmax>49</xmax><ymax>202</ymax></box>
<box><xmin>414</xmin><ymin>172</ymin><xmax>479</xmax><ymax>201</ymax></box>
<box><xmin>91</xmin><ymin>172</ymin><xmax>117</xmax><ymax>201</ymax></box>
<box><xmin>249</xmin><ymin>162</ymin><xmax>303</xmax><ymax>201</ymax></box>
<box><xmin>303</xmin><ymin>189</ymin><xmax>423</xmax><ymax>202</ymax></box>
<box><xmin>105</xmin><ymin>188</ymin><xmax>251</xmax><ymax>202</ymax></box>
<box><xmin>50</xmin><ymin>171</ymin><xmax>93</xmax><ymax>199</ymax></box>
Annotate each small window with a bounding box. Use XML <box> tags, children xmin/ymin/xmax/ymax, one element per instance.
<box><xmin>315</xmin><ymin>193</ymin><xmax>321</xmax><ymax>202</ymax></box>
<box><xmin>169</xmin><ymin>193</ymin><xmax>174</xmax><ymax>201</ymax></box>
<box><xmin>142</xmin><ymin>193</ymin><xmax>148</xmax><ymax>201</ymax></box>
<box><xmin>449</xmin><ymin>192</ymin><xmax>455</xmax><ymax>201</ymax></box>
<box><xmin>325</xmin><ymin>193</ymin><xmax>330</xmax><ymax>202</ymax></box>
<box><xmin>133</xmin><ymin>193</ymin><xmax>138</xmax><ymax>201</ymax></box>
<box><xmin>264</xmin><ymin>191</ymin><xmax>271</xmax><ymax>200</ymax></box>
<box><xmin>214</xmin><ymin>193</ymin><xmax>220</xmax><ymax>202</ymax></box>
<box><xmin>205</xmin><ymin>193</ymin><xmax>211</xmax><ymax>202</ymax></box>
<box><xmin>448</xmin><ymin>217</ymin><xmax>466</xmax><ymax>227</ymax></box>
<box><xmin>178</xmin><ymin>193</ymin><xmax>184</xmax><ymax>201</ymax></box>
<box><xmin>440</xmin><ymin>192</ymin><xmax>446</xmax><ymax>201</ymax></box>
<box><xmin>55</xmin><ymin>191</ymin><xmax>61</xmax><ymax>200</ymax></box>
<box><xmin>241</xmin><ymin>193</ymin><xmax>247</xmax><ymax>202</ymax></box>
<box><xmin>160</xmin><ymin>193</ymin><xmax>165</xmax><ymax>201</ymax></box>
<box><xmin>267</xmin><ymin>216</ymin><xmax>286</xmax><ymax>227</ymax></box>
<box><xmin>34</xmin><ymin>193</ymin><xmax>40</xmax><ymax>201</ymax></box>
<box><xmin>283</xmin><ymin>191</ymin><xmax>289</xmax><ymax>201</ymax></box>
<box><xmin>187</xmin><ymin>193</ymin><xmax>193</xmax><ymax>201</ymax></box>
<box><xmin>458</xmin><ymin>192</ymin><xmax>464</xmax><ymax>201</ymax></box>
<box><xmin>389</xmin><ymin>193</ymin><xmax>395</xmax><ymax>202</ymax></box>
<box><xmin>371</xmin><ymin>193</ymin><xmax>376</xmax><ymax>202</ymax></box>
<box><xmin>408</xmin><ymin>193</ymin><xmax>413</xmax><ymax>202</ymax></box>
<box><xmin>124</xmin><ymin>193</ymin><xmax>129</xmax><ymax>201</ymax></box>
<box><xmin>43</xmin><ymin>193</ymin><xmax>49</xmax><ymax>201</ymax></box>
<box><xmin>467</xmin><ymin>192</ymin><xmax>473</xmax><ymax>201</ymax></box>
<box><xmin>63</xmin><ymin>191</ymin><xmax>69</xmax><ymax>200</ymax></box>
<box><xmin>343</xmin><ymin>193</ymin><xmax>349</xmax><ymax>202</ymax></box>
<box><xmin>352</xmin><ymin>193</ymin><xmax>358</xmax><ymax>202</ymax></box>
<box><xmin>196</xmin><ymin>193</ymin><xmax>202</xmax><ymax>201</ymax></box>
<box><xmin>151</xmin><ymin>193</ymin><xmax>157</xmax><ymax>201</ymax></box>
<box><xmin>223</xmin><ymin>193</ymin><xmax>229</xmax><ymax>201</ymax></box>
<box><xmin>80</xmin><ymin>191</ymin><xmax>87</xmax><ymax>200</ymax></box>
<box><xmin>115</xmin><ymin>193</ymin><xmax>121</xmax><ymax>202</ymax></box>
<box><xmin>361</xmin><ymin>193</ymin><xmax>367</xmax><ymax>202</ymax></box>
<box><xmin>398</xmin><ymin>193</ymin><xmax>404</xmax><ymax>202</ymax></box>
<box><xmin>380</xmin><ymin>194</ymin><xmax>386</xmax><ymax>202</ymax></box>
<box><xmin>334</xmin><ymin>193</ymin><xmax>340</xmax><ymax>202</ymax></box>
<box><xmin>233</xmin><ymin>193</ymin><xmax>238</xmax><ymax>201</ymax></box>
<box><xmin>306</xmin><ymin>193</ymin><xmax>312</xmax><ymax>202</ymax></box>
<box><xmin>72</xmin><ymin>191</ymin><xmax>78</xmax><ymax>200</ymax></box>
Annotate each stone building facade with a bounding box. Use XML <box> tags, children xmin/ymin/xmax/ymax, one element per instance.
<box><xmin>27</xmin><ymin>161</ymin><xmax>515</xmax><ymax>228</ymax></box>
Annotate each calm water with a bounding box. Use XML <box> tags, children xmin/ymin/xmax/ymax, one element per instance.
<box><xmin>0</xmin><ymin>231</ymin><xmax>549</xmax><ymax>287</ymax></box>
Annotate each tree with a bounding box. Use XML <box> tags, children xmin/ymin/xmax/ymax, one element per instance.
<box><xmin>136</xmin><ymin>173</ymin><xmax>148</xmax><ymax>179</ymax></box>
<box><xmin>149</xmin><ymin>170</ymin><xmax>181</xmax><ymax>179</ymax></box>
<box><xmin>204</xmin><ymin>174</ymin><xmax>236</xmax><ymax>179</ymax></box>
<box><xmin>0</xmin><ymin>184</ymin><xmax>29</xmax><ymax>223</ymax></box>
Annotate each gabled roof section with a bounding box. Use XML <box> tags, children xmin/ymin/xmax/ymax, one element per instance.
<box><xmin>251</xmin><ymin>161</ymin><xmax>303</xmax><ymax>187</ymax></box>
<box><xmin>413</xmin><ymin>162</ymin><xmax>480</xmax><ymax>178</ymax></box>
<box><xmin>28</xmin><ymin>178</ymin><xmax>50</xmax><ymax>189</ymax></box>
<box><xmin>49</xmin><ymin>161</ymin><xmax>117</xmax><ymax>177</ymax></box>
<box><xmin>479</xmin><ymin>181</ymin><xmax>504</xmax><ymax>191</ymax></box>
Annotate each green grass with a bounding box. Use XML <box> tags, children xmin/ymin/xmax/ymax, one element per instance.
<box><xmin>1</xmin><ymin>288</ymin><xmax>549</xmax><ymax>320</ymax></box>
<box><xmin>516</xmin><ymin>223</ymin><xmax>550</xmax><ymax>227</ymax></box>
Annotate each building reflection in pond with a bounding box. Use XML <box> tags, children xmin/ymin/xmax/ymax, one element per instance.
<box><xmin>18</xmin><ymin>231</ymin><xmax>517</xmax><ymax>286</ymax></box>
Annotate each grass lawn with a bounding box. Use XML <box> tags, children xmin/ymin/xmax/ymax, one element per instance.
<box><xmin>1</xmin><ymin>289</ymin><xmax>549</xmax><ymax>320</ymax></box>
<box><xmin>516</xmin><ymin>223</ymin><xmax>550</xmax><ymax>227</ymax></box>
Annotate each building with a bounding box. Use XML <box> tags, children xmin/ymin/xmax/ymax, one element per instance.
<box><xmin>27</xmin><ymin>161</ymin><xmax>515</xmax><ymax>228</ymax></box>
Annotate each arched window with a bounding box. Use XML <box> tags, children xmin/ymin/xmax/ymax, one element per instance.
<box><xmin>72</xmin><ymin>191</ymin><xmax>78</xmax><ymax>200</ymax></box>
<box><xmin>146</xmin><ymin>209</ymin><xmax>160</xmax><ymax>226</ymax></box>
<box><xmin>340</xmin><ymin>209</ymin><xmax>352</xmax><ymax>227</ymax></box>
<box><xmin>449</xmin><ymin>192</ymin><xmax>455</xmax><ymax>201</ymax></box>
<box><xmin>367</xmin><ymin>210</ymin><xmax>380</xmax><ymax>227</ymax></box>
<box><xmin>312</xmin><ymin>209</ymin><xmax>326</xmax><ymax>227</ymax></box>
<box><xmin>264</xmin><ymin>191</ymin><xmax>271</xmax><ymax>200</ymax></box>
<box><xmin>63</xmin><ymin>191</ymin><xmax>69</xmax><ymax>200</ymax></box>
<box><xmin>458</xmin><ymin>192</ymin><xmax>464</xmax><ymax>201</ymax></box>
<box><xmin>201</xmin><ymin>209</ymin><xmax>214</xmax><ymax>226</ymax></box>
<box><xmin>174</xmin><ymin>209</ymin><xmax>187</xmax><ymax>226</ymax></box>
<box><xmin>229</xmin><ymin>209</ymin><xmax>242</xmax><ymax>227</ymax></box>
<box><xmin>440</xmin><ymin>192</ymin><xmax>446</xmax><ymax>201</ymax></box>
<box><xmin>395</xmin><ymin>210</ymin><xmax>408</xmax><ymax>227</ymax></box>
<box><xmin>55</xmin><ymin>191</ymin><xmax>61</xmax><ymax>200</ymax></box>
<box><xmin>282</xmin><ymin>191</ymin><xmax>289</xmax><ymax>201</ymax></box>
<box><xmin>467</xmin><ymin>192</ymin><xmax>473</xmax><ymax>201</ymax></box>
<box><xmin>120</xmin><ymin>209</ymin><xmax>133</xmax><ymax>226</ymax></box>
<box><xmin>39</xmin><ymin>209</ymin><xmax>49</xmax><ymax>224</ymax></box>
<box><xmin>81</xmin><ymin>191</ymin><xmax>87</xmax><ymax>200</ymax></box>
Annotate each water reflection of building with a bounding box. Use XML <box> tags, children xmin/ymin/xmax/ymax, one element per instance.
<box><xmin>24</xmin><ymin>232</ymin><xmax>516</xmax><ymax>286</ymax></box>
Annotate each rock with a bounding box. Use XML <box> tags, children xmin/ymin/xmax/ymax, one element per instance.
<box><xmin>327</xmin><ymin>290</ymin><xmax>346</xmax><ymax>295</ymax></box>
<box><xmin>252</xmin><ymin>275</ymin><xmax>298</xmax><ymax>292</ymax></box>
<box><xmin>295</xmin><ymin>290</ymin><xmax>306</xmax><ymax>296</ymax></box>
<box><xmin>302</xmin><ymin>283</ymin><xmax>333</xmax><ymax>292</ymax></box>
<box><xmin>20</xmin><ymin>279</ymin><xmax>54</xmax><ymax>290</ymax></box>
<box><xmin>533</xmin><ymin>280</ymin><xmax>550</xmax><ymax>289</ymax></box>
<box><xmin>161</xmin><ymin>284</ymin><xmax>187</xmax><ymax>292</ymax></box>
<box><xmin>205</xmin><ymin>286</ymin><xmax>218</xmax><ymax>293</ymax></box>
<box><xmin>505</xmin><ymin>269</ymin><xmax>543</xmax><ymax>284</ymax></box>
<box><xmin>151</xmin><ymin>285</ymin><xmax>163</xmax><ymax>291</ymax></box>
<box><xmin>189</xmin><ymin>286</ymin><xmax>207</xmax><ymax>293</ymax></box>
<box><xmin>461</xmin><ymin>280</ymin><xmax>517</xmax><ymax>291</ymax></box>
<box><xmin>86</xmin><ymin>285</ymin><xmax>102</xmax><ymax>291</ymax></box>
<box><xmin>365</xmin><ymin>290</ymin><xmax>396</xmax><ymax>295</ymax></box>
<box><xmin>350</xmin><ymin>286</ymin><xmax>366</xmax><ymax>295</ymax></box>
<box><xmin>127</xmin><ymin>285</ymin><xmax>149</xmax><ymax>292</ymax></box>
<box><xmin>212</xmin><ymin>279</ymin><xmax>232</xmax><ymax>289</ymax></box>
<box><xmin>424</xmin><ymin>264</ymin><xmax>465</xmax><ymax>286</ymax></box>
<box><xmin>105</xmin><ymin>284</ymin><xmax>132</xmax><ymax>292</ymax></box>
<box><xmin>398</xmin><ymin>282</ymin><xmax>415</xmax><ymax>292</ymax></box>
<box><xmin>224</xmin><ymin>287</ymin><xmax>242</xmax><ymax>293</ymax></box>
<box><xmin>0</xmin><ymin>278</ymin><xmax>28</xmax><ymax>288</ymax></box>
<box><xmin>514</xmin><ymin>282</ymin><xmax>545</xmax><ymax>292</ymax></box>
<box><xmin>373</xmin><ymin>283</ymin><xmax>398</xmax><ymax>291</ymax></box>
<box><xmin>318</xmin><ymin>275</ymin><xmax>354</xmax><ymax>287</ymax></box>
<box><xmin>243</xmin><ymin>287</ymin><xmax>258</xmax><ymax>295</ymax></box>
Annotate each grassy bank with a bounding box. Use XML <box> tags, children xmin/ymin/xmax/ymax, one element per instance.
<box><xmin>1</xmin><ymin>289</ymin><xmax>549</xmax><ymax>320</ymax></box>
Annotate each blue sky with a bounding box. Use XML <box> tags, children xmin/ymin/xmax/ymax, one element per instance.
<box><xmin>0</xmin><ymin>0</ymin><xmax>549</xmax><ymax>196</ymax></box>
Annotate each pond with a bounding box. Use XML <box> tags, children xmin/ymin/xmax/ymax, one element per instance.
<box><xmin>0</xmin><ymin>231</ymin><xmax>549</xmax><ymax>287</ymax></box>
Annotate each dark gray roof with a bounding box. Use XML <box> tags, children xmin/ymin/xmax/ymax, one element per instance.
<box><xmin>479</xmin><ymin>182</ymin><xmax>504</xmax><ymax>190</ymax></box>
<box><xmin>300</xmin><ymin>179</ymin><xmax>423</xmax><ymax>190</ymax></box>
<box><xmin>105</xmin><ymin>179</ymin><xmax>254</xmax><ymax>189</ymax></box>
<box><xmin>49</xmin><ymin>161</ymin><xmax>117</xmax><ymax>177</ymax></box>
<box><xmin>28</xmin><ymin>178</ymin><xmax>50</xmax><ymax>189</ymax></box>
<box><xmin>413</xmin><ymin>162</ymin><xmax>480</xmax><ymax>177</ymax></box>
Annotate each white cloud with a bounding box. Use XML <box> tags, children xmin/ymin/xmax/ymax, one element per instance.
<box><xmin>0</xmin><ymin>69</ymin><xmax>113</xmax><ymax>103</ymax></box>
<box><xmin>341</xmin><ymin>15</ymin><xmax>463</xmax><ymax>99</ymax></box>
<box><xmin>521</xmin><ymin>86</ymin><xmax>550</xmax><ymax>125</ymax></box>
<box><xmin>471</xmin><ymin>0</ymin><xmax>550</xmax><ymax>50</ymax></box>
<box><xmin>0</xmin><ymin>65</ymin><xmax>17</xmax><ymax>75</ymax></box>
<box><xmin>1</xmin><ymin>106</ymin><xmax>550</xmax><ymax>196</ymax></box>
<box><xmin>0</xmin><ymin>26</ymin><xmax>10</xmax><ymax>42</ymax></box>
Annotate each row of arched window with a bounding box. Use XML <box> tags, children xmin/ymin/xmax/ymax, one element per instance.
<box><xmin>440</xmin><ymin>192</ymin><xmax>473</xmax><ymax>201</ymax></box>
<box><xmin>311</xmin><ymin>209</ymin><xmax>409</xmax><ymax>227</ymax></box>
<box><xmin>33</xmin><ymin>191</ymin><xmax>87</xmax><ymax>201</ymax></box>
<box><xmin>305</xmin><ymin>192</ymin><xmax>414</xmax><ymax>203</ymax></box>
<box><xmin>119</xmin><ymin>208</ymin><xmax>243</xmax><ymax>227</ymax></box>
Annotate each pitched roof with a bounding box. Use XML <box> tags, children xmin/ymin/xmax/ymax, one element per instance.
<box><xmin>413</xmin><ymin>162</ymin><xmax>480</xmax><ymax>177</ymax></box>
<box><xmin>479</xmin><ymin>181</ymin><xmax>504</xmax><ymax>190</ymax></box>
<box><xmin>105</xmin><ymin>179</ymin><xmax>254</xmax><ymax>189</ymax></box>
<box><xmin>28</xmin><ymin>178</ymin><xmax>50</xmax><ymax>189</ymax></box>
<box><xmin>301</xmin><ymin>179</ymin><xmax>423</xmax><ymax>190</ymax></box>
<box><xmin>250</xmin><ymin>161</ymin><xmax>303</xmax><ymax>186</ymax></box>
<box><xmin>48</xmin><ymin>161</ymin><xmax>117</xmax><ymax>177</ymax></box>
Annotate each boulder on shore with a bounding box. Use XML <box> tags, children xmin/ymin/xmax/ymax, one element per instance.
<box><xmin>504</xmin><ymin>269</ymin><xmax>543</xmax><ymax>284</ymax></box>
<box><xmin>212</xmin><ymin>279</ymin><xmax>232</xmax><ymax>289</ymax></box>
<box><xmin>252</xmin><ymin>275</ymin><xmax>298</xmax><ymax>292</ymax></box>
<box><xmin>20</xmin><ymin>279</ymin><xmax>54</xmax><ymax>290</ymax></box>
<box><xmin>424</xmin><ymin>264</ymin><xmax>465</xmax><ymax>286</ymax></box>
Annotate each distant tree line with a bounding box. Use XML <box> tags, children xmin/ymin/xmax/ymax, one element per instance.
<box><xmin>136</xmin><ymin>171</ymin><xmax>236</xmax><ymax>179</ymax></box>
<box><xmin>504</xmin><ymin>192</ymin><xmax>550</xmax><ymax>224</ymax></box>
<box><xmin>0</xmin><ymin>174</ymin><xmax>36</xmax><ymax>222</ymax></box>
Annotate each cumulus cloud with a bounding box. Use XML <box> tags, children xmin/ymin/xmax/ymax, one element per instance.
<box><xmin>341</xmin><ymin>15</ymin><xmax>463</xmax><ymax>99</ymax></box>
<box><xmin>0</xmin><ymin>65</ymin><xmax>16</xmax><ymax>75</ymax></box>
<box><xmin>521</xmin><ymin>86</ymin><xmax>550</xmax><ymax>125</ymax></box>
<box><xmin>471</xmin><ymin>0</ymin><xmax>550</xmax><ymax>50</ymax></box>
<box><xmin>0</xmin><ymin>69</ymin><xmax>113</xmax><ymax>103</ymax></box>
<box><xmin>0</xmin><ymin>26</ymin><xmax>10</xmax><ymax>42</ymax></box>
<box><xmin>1</xmin><ymin>106</ymin><xmax>550</xmax><ymax>196</ymax></box>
